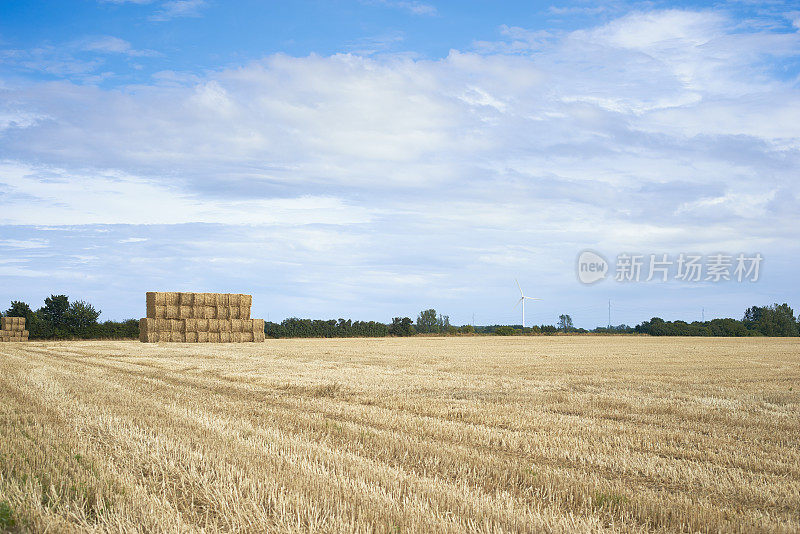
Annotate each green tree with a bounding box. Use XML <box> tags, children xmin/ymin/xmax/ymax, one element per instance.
<box><xmin>65</xmin><ymin>300</ymin><xmax>101</xmax><ymax>337</ymax></box>
<box><xmin>389</xmin><ymin>317</ymin><xmax>414</xmax><ymax>337</ymax></box>
<box><xmin>436</xmin><ymin>313</ymin><xmax>450</xmax><ymax>333</ymax></box>
<box><xmin>416</xmin><ymin>309</ymin><xmax>438</xmax><ymax>334</ymax></box>
<box><xmin>744</xmin><ymin>303</ymin><xmax>798</xmax><ymax>336</ymax></box>
<box><xmin>4</xmin><ymin>301</ymin><xmax>33</xmax><ymax>321</ymax></box>
<box><xmin>36</xmin><ymin>294</ymin><xmax>70</xmax><ymax>338</ymax></box>
<box><xmin>558</xmin><ymin>314</ymin><xmax>573</xmax><ymax>333</ymax></box>
<box><xmin>760</xmin><ymin>303</ymin><xmax>797</xmax><ymax>336</ymax></box>
<box><xmin>743</xmin><ymin>306</ymin><xmax>763</xmax><ymax>325</ymax></box>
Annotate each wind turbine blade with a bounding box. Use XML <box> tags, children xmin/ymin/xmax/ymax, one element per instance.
<box><xmin>515</xmin><ymin>279</ymin><xmax>523</xmax><ymax>296</ymax></box>
<box><xmin>513</xmin><ymin>297</ymin><xmax>523</xmax><ymax>309</ymax></box>
<box><xmin>524</xmin><ymin>297</ymin><xmax>542</xmax><ymax>300</ymax></box>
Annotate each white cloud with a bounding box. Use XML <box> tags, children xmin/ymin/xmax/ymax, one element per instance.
<box><xmin>0</xmin><ymin>36</ymin><xmax>160</xmax><ymax>81</ymax></box>
<box><xmin>0</xmin><ymin>161</ymin><xmax>375</xmax><ymax>226</ymax></box>
<box><xmin>0</xmin><ymin>46</ymin><xmax>104</xmax><ymax>77</ymax></box>
<box><xmin>363</xmin><ymin>0</ymin><xmax>436</xmax><ymax>16</ymax></box>
<box><xmin>150</xmin><ymin>0</ymin><xmax>207</xmax><ymax>21</ymax></box>
<box><xmin>2</xmin><ymin>10</ymin><xmax>798</xmax><ymax>241</ymax></box>
<box><xmin>0</xmin><ymin>239</ymin><xmax>50</xmax><ymax>249</ymax></box>
<box><xmin>346</xmin><ymin>31</ymin><xmax>406</xmax><ymax>55</ymax></box>
<box><xmin>587</xmin><ymin>9</ymin><xmax>724</xmax><ymax>49</ymax></box>
<box><xmin>1</xmin><ymin>8</ymin><xmax>799</xmax><ymax>322</ymax></box>
<box><xmin>77</xmin><ymin>36</ymin><xmax>159</xmax><ymax>57</ymax></box>
<box><xmin>548</xmin><ymin>6</ymin><xmax>606</xmax><ymax>16</ymax></box>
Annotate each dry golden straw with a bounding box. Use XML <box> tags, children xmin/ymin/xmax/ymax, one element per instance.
<box><xmin>139</xmin><ymin>292</ymin><xmax>263</xmax><ymax>343</ymax></box>
<box><xmin>0</xmin><ymin>337</ymin><xmax>797</xmax><ymax>532</ymax></box>
<box><xmin>0</xmin><ymin>317</ymin><xmax>28</xmax><ymax>342</ymax></box>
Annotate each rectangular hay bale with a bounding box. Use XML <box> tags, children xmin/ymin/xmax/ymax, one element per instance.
<box><xmin>208</xmin><ymin>332</ymin><xmax>220</xmax><ymax>343</ymax></box>
<box><xmin>219</xmin><ymin>331</ymin><xmax>231</xmax><ymax>343</ymax></box>
<box><xmin>185</xmin><ymin>331</ymin><xmax>198</xmax><ymax>343</ymax></box>
<box><xmin>146</xmin><ymin>292</ymin><xmax>157</xmax><ymax>318</ymax></box>
<box><xmin>197</xmin><ymin>331</ymin><xmax>209</xmax><ymax>343</ymax></box>
<box><xmin>154</xmin><ymin>319</ymin><xmax>183</xmax><ymax>332</ymax></box>
<box><xmin>5</xmin><ymin>317</ymin><xmax>26</xmax><ymax>329</ymax></box>
<box><xmin>179</xmin><ymin>292</ymin><xmax>195</xmax><ymax>306</ymax></box>
<box><xmin>140</xmin><ymin>331</ymin><xmax>159</xmax><ymax>343</ymax></box>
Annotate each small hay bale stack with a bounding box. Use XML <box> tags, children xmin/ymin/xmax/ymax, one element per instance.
<box><xmin>0</xmin><ymin>316</ymin><xmax>29</xmax><ymax>342</ymax></box>
<box><xmin>139</xmin><ymin>292</ymin><xmax>265</xmax><ymax>343</ymax></box>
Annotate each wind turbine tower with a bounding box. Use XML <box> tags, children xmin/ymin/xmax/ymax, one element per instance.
<box><xmin>514</xmin><ymin>279</ymin><xmax>541</xmax><ymax>328</ymax></box>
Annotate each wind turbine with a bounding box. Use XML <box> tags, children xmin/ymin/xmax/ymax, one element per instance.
<box><xmin>514</xmin><ymin>279</ymin><xmax>541</xmax><ymax>328</ymax></box>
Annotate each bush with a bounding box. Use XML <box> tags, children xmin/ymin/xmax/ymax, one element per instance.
<box><xmin>266</xmin><ymin>318</ymin><xmax>389</xmax><ymax>338</ymax></box>
<box><xmin>494</xmin><ymin>326</ymin><xmax>517</xmax><ymax>336</ymax></box>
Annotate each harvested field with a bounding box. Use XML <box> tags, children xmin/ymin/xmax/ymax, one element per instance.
<box><xmin>0</xmin><ymin>337</ymin><xmax>798</xmax><ymax>532</ymax></box>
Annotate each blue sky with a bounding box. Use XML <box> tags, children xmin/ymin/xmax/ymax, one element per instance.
<box><xmin>1</xmin><ymin>0</ymin><xmax>799</xmax><ymax>327</ymax></box>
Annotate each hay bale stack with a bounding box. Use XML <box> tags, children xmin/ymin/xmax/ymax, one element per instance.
<box><xmin>0</xmin><ymin>317</ymin><xmax>29</xmax><ymax>342</ymax></box>
<box><xmin>139</xmin><ymin>292</ymin><xmax>263</xmax><ymax>343</ymax></box>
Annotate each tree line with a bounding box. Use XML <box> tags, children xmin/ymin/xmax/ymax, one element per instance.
<box><xmin>265</xmin><ymin>318</ymin><xmax>389</xmax><ymax>338</ymax></box>
<box><xmin>634</xmin><ymin>303</ymin><xmax>798</xmax><ymax>337</ymax></box>
<box><xmin>3</xmin><ymin>297</ymin><xmax>798</xmax><ymax>339</ymax></box>
<box><xmin>3</xmin><ymin>295</ymin><xmax>138</xmax><ymax>339</ymax></box>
